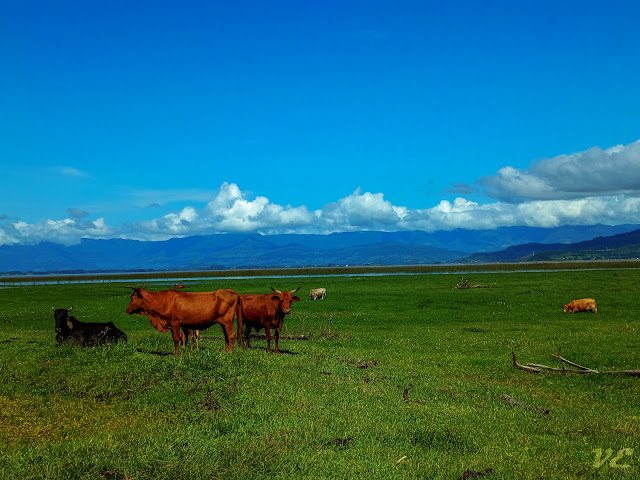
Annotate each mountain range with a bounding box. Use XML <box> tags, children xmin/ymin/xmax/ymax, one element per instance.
<box><xmin>1</xmin><ymin>224</ymin><xmax>639</xmax><ymax>273</ymax></box>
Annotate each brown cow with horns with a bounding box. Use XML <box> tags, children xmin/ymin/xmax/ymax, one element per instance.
<box><xmin>241</xmin><ymin>286</ymin><xmax>301</xmax><ymax>353</ymax></box>
<box><xmin>125</xmin><ymin>284</ymin><xmax>243</xmax><ymax>355</ymax></box>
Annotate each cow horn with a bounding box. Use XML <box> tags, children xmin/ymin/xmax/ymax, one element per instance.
<box><xmin>68</xmin><ymin>306</ymin><xmax>73</xmax><ymax>312</ymax></box>
<box><xmin>290</xmin><ymin>286</ymin><xmax>301</xmax><ymax>294</ymax></box>
<box><xmin>271</xmin><ymin>287</ymin><xmax>282</xmax><ymax>294</ymax></box>
<box><xmin>52</xmin><ymin>306</ymin><xmax>55</xmax><ymax>311</ymax></box>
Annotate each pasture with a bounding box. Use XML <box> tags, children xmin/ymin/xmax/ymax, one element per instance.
<box><xmin>0</xmin><ymin>268</ymin><xmax>638</xmax><ymax>479</ymax></box>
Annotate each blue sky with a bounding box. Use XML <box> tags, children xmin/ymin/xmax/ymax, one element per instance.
<box><xmin>2</xmin><ymin>0</ymin><xmax>640</xmax><ymax>245</ymax></box>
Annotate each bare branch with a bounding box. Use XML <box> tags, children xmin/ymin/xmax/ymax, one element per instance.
<box><xmin>512</xmin><ymin>351</ymin><xmax>640</xmax><ymax>377</ymax></box>
<box><xmin>511</xmin><ymin>351</ymin><xmax>543</xmax><ymax>373</ymax></box>
<box><xmin>551</xmin><ymin>354</ymin><xmax>599</xmax><ymax>373</ymax></box>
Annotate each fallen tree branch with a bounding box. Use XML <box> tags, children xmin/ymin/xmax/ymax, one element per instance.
<box><xmin>511</xmin><ymin>351</ymin><xmax>543</xmax><ymax>373</ymax></box>
<box><xmin>512</xmin><ymin>351</ymin><xmax>640</xmax><ymax>377</ymax></box>
<box><xmin>551</xmin><ymin>352</ymin><xmax>598</xmax><ymax>373</ymax></box>
<box><xmin>454</xmin><ymin>277</ymin><xmax>488</xmax><ymax>289</ymax></box>
<box><xmin>500</xmin><ymin>394</ymin><xmax>550</xmax><ymax>416</ymax></box>
<box><xmin>456</xmin><ymin>468</ymin><xmax>495</xmax><ymax>480</ymax></box>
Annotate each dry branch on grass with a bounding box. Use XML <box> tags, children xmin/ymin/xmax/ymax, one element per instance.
<box><xmin>455</xmin><ymin>277</ymin><xmax>488</xmax><ymax>289</ymax></box>
<box><xmin>456</xmin><ymin>468</ymin><xmax>495</xmax><ymax>480</ymax></box>
<box><xmin>512</xmin><ymin>350</ymin><xmax>640</xmax><ymax>377</ymax></box>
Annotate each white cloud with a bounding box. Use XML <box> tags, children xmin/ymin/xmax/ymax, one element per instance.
<box><xmin>204</xmin><ymin>182</ymin><xmax>315</xmax><ymax>232</ymax></box>
<box><xmin>480</xmin><ymin>139</ymin><xmax>640</xmax><ymax>201</ymax></box>
<box><xmin>122</xmin><ymin>183</ymin><xmax>315</xmax><ymax>240</ymax></box>
<box><xmin>3</xmin><ymin>169</ymin><xmax>640</xmax><ymax>246</ymax></box>
<box><xmin>1</xmin><ymin>217</ymin><xmax>114</xmax><ymax>246</ymax></box>
<box><xmin>321</xmin><ymin>188</ymin><xmax>402</xmax><ymax>230</ymax></box>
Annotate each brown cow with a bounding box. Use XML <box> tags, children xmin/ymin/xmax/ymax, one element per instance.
<box><xmin>563</xmin><ymin>298</ymin><xmax>598</xmax><ymax>314</ymax></box>
<box><xmin>241</xmin><ymin>286</ymin><xmax>300</xmax><ymax>353</ymax></box>
<box><xmin>126</xmin><ymin>286</ymin><xmax>243</xmax><ymax>355</ymax></box>
<box><xmin>170</xmin><ymin>285</ymin><xmax>200</xmax><ymax>349</ymax></box>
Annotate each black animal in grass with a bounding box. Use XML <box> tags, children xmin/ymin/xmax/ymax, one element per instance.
<box><xmin>52</xmin><ymin>306</ymin><xmax>127</xmax><ymax>346</ymax></box>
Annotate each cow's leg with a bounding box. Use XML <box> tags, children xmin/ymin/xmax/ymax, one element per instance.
<box><xmin>274</xmin><ymin>327</ymin><xmax>281</xmax><ymax>354</ymax></box>
<box><xmin>226</xmin><ymin>323</ymin><xmax>235</xmax><ymax>352</ymax></box>
<box><xmin>195</xmin><ymin>330</ymin><xmax>200</xmax><ymax>349</ymax></box>
<box><xmin>235</xmin><ymin>300</ymin><xmax>245</xmax><ymax>350</ymax></box>
<box><xmin>171</xmin><ymin>324</ymin><xmax>182</xmax><ymax>356</ymax></box>
<box><xmin>264</xmin><ymin>325</ymin><xmax>272</xmax><ymax>353</ymax></box>
<box><xmin>219</xmin><ymin>316</ymin><xmax>236</xmax><ymax>353</ymax></box>
<box><xmin>244</xmin><ymin>324</ymin><xmax>252</xmax><ymax>349</ymax></box>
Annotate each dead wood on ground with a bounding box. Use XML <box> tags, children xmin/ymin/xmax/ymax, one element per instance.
<box><xmin>455</xmin><ymin>277</ymin><xmax>488</xmax><ymax>289</ymax></box>
<box><xmin>512</xmin><ymin>349</ymin><xmax>640</xmax><ymax>377</ymax></box>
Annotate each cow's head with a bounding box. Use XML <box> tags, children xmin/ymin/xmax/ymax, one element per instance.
<box><xmin>126</xmin><ymin>284</ymin><xmax>147</xmax><ymax>315</ymax></box>
<box><xmin>52</xmin><ymin>306</ymin><xmax>73</xmax><ymax>333</ymax></box>
<box><xmin>563</xmin><ymin>304</ymin><xmax>570</xmax><ymax>312</ymax></box>
<box><xmin>270</xmin><ymin>286</ymin><xmax>301</xmax><ymax>315</ymax></box>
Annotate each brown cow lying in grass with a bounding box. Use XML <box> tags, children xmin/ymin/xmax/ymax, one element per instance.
<box><xmin>563</xmin><ymin>298</ymin><xmax>597</xmax><ymax>313</ymax></box>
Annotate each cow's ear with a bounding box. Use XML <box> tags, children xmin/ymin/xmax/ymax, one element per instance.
<box><xmin>271</xmin><ymin>295</ymin><xmax>280</xmax><ymax>301</ymax></box>
<box><xmin>292</xmin><ymin>296</ymin><xmax>300</xmax><ymax>302</ymax></box>
<box><xmin>66</xmin><ymin>319</ymin><xmax>74</xmax><ymax>330</ymax></box>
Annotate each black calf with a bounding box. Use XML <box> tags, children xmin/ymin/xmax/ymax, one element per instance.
<box><xmin>53</xmin><ymin>306</ymin><xmax>127</xmax><ymax>346</ymax></box>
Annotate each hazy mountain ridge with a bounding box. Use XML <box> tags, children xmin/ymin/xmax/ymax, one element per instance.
<box><xmin>463</xmin><ymin>228</ymin><xmax>640</xmax><ymax>262</ymax></box>
<box><xmin>1</xmin><ymin>224</ymin><xmax>639</xmax><ymax>273</ymax></box>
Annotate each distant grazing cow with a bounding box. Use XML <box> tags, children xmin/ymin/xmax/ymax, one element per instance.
<box><xmin>241</xmin><ymin>287</ymin><xmax>300</xmax><ymax>353</ymax></box>
<box><xmin>563</xmin><ymin>298</ymin><xmax>598</xmax><ymax>314</ymax></box>
<box><xmin>125</xmin><ymin>286</ymin><xmax>242</xmax><ymax>355</ymax></box>
<box><xmin>309</xmin><ymin>288</ymin><xmax>326</xmax><ymax>300</ymax></box>
<box><xmin>174</xmin><ymin>284</ymin><xmax>186</xmax><ymax>289</ymax></box>
<box><xmin>52</xmin><ymin>306</ymin><xmax>127</xmax><ymax>347</ymax></box>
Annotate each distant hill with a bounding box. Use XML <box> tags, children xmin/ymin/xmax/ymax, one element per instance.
<box><xmin>1</xmin><ymin>224</ymin><xmax>639</xmax><ymax>273</ymax></box>
<box><xmin>463</xmin><ymin>228</ymin><xmax>640</xmax><ymax>263</ymax></box>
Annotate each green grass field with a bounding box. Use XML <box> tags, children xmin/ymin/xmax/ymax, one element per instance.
<box><xmin>1</xmin><ymin>268</ymin><xmax>638</xmax><ymax>479</ymax></box>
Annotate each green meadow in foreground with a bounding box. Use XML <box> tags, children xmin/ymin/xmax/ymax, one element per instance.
<box><xmin>0</xmin><ymin>269</ymin><xmax>638</xmax><ymax>479</ymax></box>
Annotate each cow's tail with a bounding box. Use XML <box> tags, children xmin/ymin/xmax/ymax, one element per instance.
<box><xmin>235</xmin><ymin>293</ymin><xmax>244</xmax><ymax>349</ymax></box>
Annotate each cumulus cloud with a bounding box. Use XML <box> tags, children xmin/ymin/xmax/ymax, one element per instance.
<box><xmin>3</xmin><ymin>146</ymin><xmax>640</xmax><ymax>247</ymax></box>
<box><xmin>125</xmin><ymin>183</ymin><xmax>315</xmax><ymax>240</ymax></box>
<box><xmin>480</xmin><ymin>139</ymin><xmax>640</xmax><ymax>201</ymax></box>
<box><xmin>321</xmin><ymin>188</ymin><xmax>405</xmax><ymax>231</ymax></box>
<box><xmin>1</xmin><ymin>217</ymin><xmax>114</xmax><ymax>246</ymax></box>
